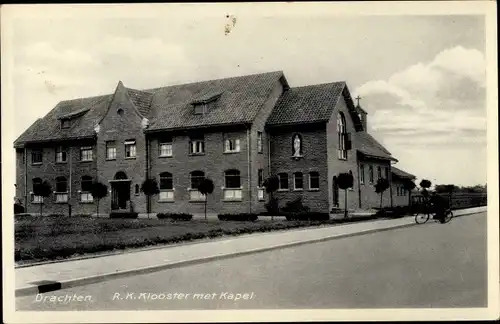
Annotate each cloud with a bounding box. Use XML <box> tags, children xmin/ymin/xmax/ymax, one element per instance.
<box><xmin>355</xmin><ymin>46</ymin><xmax>486</xmax><ymax>148</ymax></box>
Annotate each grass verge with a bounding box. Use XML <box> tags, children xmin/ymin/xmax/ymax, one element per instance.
<box><xmin>15</xmin><ymin>214</ymin><xmax>380</xmax><ymax>264</ymax></box>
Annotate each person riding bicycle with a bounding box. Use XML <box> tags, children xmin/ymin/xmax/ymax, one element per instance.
<box><xmin>429</xmin><ymin>192</ymin><xmax>449</xmax><ymax>223</ymax></box>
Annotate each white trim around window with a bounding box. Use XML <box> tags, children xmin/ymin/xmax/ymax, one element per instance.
<box><xmin>55</xmin><ymin>192</ymin><xmax>69</xmax><ymax>203</ymax></box>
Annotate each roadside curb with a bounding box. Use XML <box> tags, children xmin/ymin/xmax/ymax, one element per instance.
<box><xmin>15</xmin><ymin>207</ymin><xmax>486</xmax><ymax>297</ymax></box>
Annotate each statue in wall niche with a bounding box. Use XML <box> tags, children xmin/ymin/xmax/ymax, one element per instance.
<box><xmin>293</xmin><ymin>134</ymin><xmax>302</xmax><ymax>157</ymax></box>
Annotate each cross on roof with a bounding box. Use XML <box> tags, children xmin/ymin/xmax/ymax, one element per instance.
<box><xmin>355</xmin><ymin>95</ymin><xmax>361</xmax><ymax>107</ymax></box>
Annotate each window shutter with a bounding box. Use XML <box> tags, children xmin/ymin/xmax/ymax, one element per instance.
<box><xmin>235</xmin><ymin>139</ymin><xmax>240</xmax><ymax>151</ymax></box>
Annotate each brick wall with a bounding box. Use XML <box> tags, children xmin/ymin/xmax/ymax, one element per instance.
<box><xmin>148</xmin><ymin>126</ymin><xmax>251</xmax><ymax>215</ymax></box>
<box><xmin>326</xmin><ymin>94</ymin><xmax>360</xmax><ymax>212</ymax></box>
<box><xmin>22</xmin><ymin>140</ymin><xmax>97</xmax><ymax>216</ymax></box>
<box><xmin>269</xmin><ymin>124</ymin><xmax>329</xmax><ymax>213</ymax></box>
<box><xmin>96</xmin><ymin>82</ymin><xmax>148</xmax><ymax>214</ymax></box>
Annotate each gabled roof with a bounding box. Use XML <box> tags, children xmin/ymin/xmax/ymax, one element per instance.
<box><xmin>392</xmin><ymin>166</ymin><xmax>416</xmax><ymax>180</ymax></box>
<box><xmin>266</xmin><ymin>82</ymin><xmax>364</xmax><ymax>131</ymax></box>
<box><xmin>14</xmin><ymin>71</ymin><xmax>286</xmax><ymax>147</ymax></box>
<box><xmin>357</xmin><ymin>132</ymin><xmax>398</xmax><ymax>162</ymax></box>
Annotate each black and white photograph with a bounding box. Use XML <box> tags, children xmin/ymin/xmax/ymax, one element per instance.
<box><xmin>2</xmin><ymin>2</ymin><xmax>498</xmax><ymax>323</ymax></box>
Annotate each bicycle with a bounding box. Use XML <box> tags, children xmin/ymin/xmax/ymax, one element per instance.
<box><xmin>414</xmin><ymin>207</ymin><xmax>453</xmax><ymax>224</ymax></box>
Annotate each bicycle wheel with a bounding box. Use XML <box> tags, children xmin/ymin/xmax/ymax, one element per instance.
<box><xmin>415</xmin><ymin>212</ymin><xmax>430</xmax><ymax>224</ymax></box>
<box><xmin>442</xmin><ymin>210</ymin><xmax>453</xmax><ymax>223</ymax></box>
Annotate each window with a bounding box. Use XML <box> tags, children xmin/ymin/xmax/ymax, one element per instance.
<box><xmin>257</xmin><ymin>132</ymin><xmax>263</xmax><ymax>153</ymax></box>
<box><xmin>257</xmin><ymin>169</ymin><xmax>264</xmax><ymax>200</ymax></box>
<box><xmin>309</xmin><ymin>172</ymin><xmax>320</xmax><ymax>190</ymax></box>
<box><xmin>135</xmin><ymin>184</ymin><xmax>140</xmax><ymax>196</ymax></box>
<box><xmin>125</xmin><ymin>140</ymin><xmax>136</xmax><ymax>158</ymax></box>
<box><xmin>32</xmin><ymin>178</ymin><xmax>43</xmax><ymax>203</ymax></box>
<box><xmin>294</xmin><ymin>172</ymin><xmax>304</xmax><ymax>190</ymax></box>
<box><xmin>385</xmin><ymin>167</ymin><xmax>389</xmax><ymax>179</ymax></box>
<box><xmin>337</xmin><ymin>112</ymin><xmax>347</xmax><ymax>160</ymax></box>
<box><xmin>377</xmin><ymin>166</ymin><xmax>382</xmax><ymax>180</ymax></box>
<box><xmin>360</xmin><ymin>164</ymin><xmax>365</xmax><ymax>184</ymax></box>
<box><xmin>159</xmin><ymin>172</ymin><xmax>174</xmax><ymax>201</ymax></box>
<box><xmin>189</xmin><ymin>171</ymin><xmax>205</xmax><ymax>201</ymax></box>
<box><xmin>369</xmin><ymin>166</ymin><xmax>374</xmax><ymax>183</ymax></box>
<box><xmin>292</xmin><ymin>134</ymin><xmax>303</xmax><ymax>157</ymax></box>
<box><xmin>55</xmin><ymin>176</ymin><xmax>68</xmax><ymax>203</ymax></box>
<box><xmin>80</xmin><ymin>146</ymin><xmax>93</xmax><ymax>161</ymax></box>
<box><xmin>189</xmin><ymin>135</ymin><xmax>205</xmax><ymax>154</ymax></box>
<box><xmin>159</xmin><ymin>137</ymin><xmax>173</xmax><ymax>157</ymax></box>
<box><xmin>106</xmin><ymin>141</ymin><xmax>116</xmax><ymax>160</ymax></box>
<box><xmin>61</xmin><ymin>119</ymin><xmax>72</xmax><ymax>129</ymax></box>
<box><xmin>80</xmin><ymin>176</ymin><xmax>93</xmax><ymax>202</ymax></box>
<box><xmin>224</xmin><ymin>169</ymin><xmax>242</xmax><ymax>200</ymax></box>
<box><xmin>55</xmin><ymin>146</ymin><xmax>67</xmax><ymax>163</ymax></box>
<box><xmin>278</xmin><ymin>173</ymin><xmax>289</xmax><ymax>190</ymax></box>
<box><xmin>31</xmin><ymin>149</ymin><xmax>42</xmax><ymax>164</ymax></box>
<box><xmin>224</xmin><ymin>138</ymin><xmax>240</xmax><ymax>153</ymax></box>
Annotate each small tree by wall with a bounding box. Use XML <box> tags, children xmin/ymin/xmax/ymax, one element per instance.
<box><xmin>263</xmin><ymin>174</ymin><xmax>280</xmax><ymax>220</ymax></box>
<box><xmin>33</xmin><ymin>180</ymin><xmax>52</xmax><ymax>216</ymax></box>
<box><xmin>141</xmin><ymin>178</ymin><xmax>160</xmax><ymax>219</ymax></box>
<box><xmin>90</xmin><ymin>181</ymin><xmax>108</xmax><ymax>217</ymax></box>
<box><xmin>403</xmin><ymin>179</ymin><xmax>416</xmax><ymax>207</ymax></box>
<box><xmin>198</xmin><ymin>178</ymin><xmax>214</xmax><ymax>220</ymax></box>
<box><xmin>419</xmin><ymin>179</ymin><xmax>432</xmax><ymax>197</ymax></box>
<box><xmin>337</xmin><ymin>172</ymin><xmax>354</xmax><ymax>218</ymax></box>
<box><xmin>444</xmin><ymin>184</ymin><xmax>456</xmax><ymax>208</ymax></box>
<box><xmin>375</xmin><ymin>178</ymin><xmax>390</xmax><ymax>210</ymax></box>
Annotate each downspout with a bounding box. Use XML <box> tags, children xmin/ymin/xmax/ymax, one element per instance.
<box><xmin>267</xmin><ymin>130</ymin><xmax>271</xmax><ymax>175</ymax></box>
<box><xmin>145</xmin><ymin>134</ymin><xmax>150</xmax><ymax>214</ymax></box>
<box><xmin>389</xmin><ymin>163</ymin><xmax>393</xmax><ymax>208</ymax></box>
<box><xmin>24</xmin><ymin>147</ymin><xmax>28</xmax><ymax>213</ymax></box>
<box><xmin>247</xmin><ymin>125</ymin><xmax>252</xmax><ymax>213</ymax></box>
<box><xmin>69</xmin><ymin>146</ymin><xmax>72</xmax><ymax>204</ymax></box>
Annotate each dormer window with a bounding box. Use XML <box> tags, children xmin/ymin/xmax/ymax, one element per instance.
<box><xmin>192</xmin><ymin>92</ymin><xmax>221</xmax><ymax>115</ymax></box>
<box><xmin>194</xmin><ymin>103</ymin><xmax>209</xmax><ymax>115</ymax></box>
<box><xmin>61</xmin><ymin>119</ymin><xmax>71</xmax><ymax>129</ymax></box>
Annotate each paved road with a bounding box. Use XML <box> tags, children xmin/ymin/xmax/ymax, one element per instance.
<box><xmin>16</xmin><ymin>212</ymin><xmax>487</xmax><ymax>310</ymax></box>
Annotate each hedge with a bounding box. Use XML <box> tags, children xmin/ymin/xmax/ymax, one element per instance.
<box><xmin>284</xmin><ymin>212</ymin><xmax>330</xmax><ymax>221</ymax></box>
<box><xmin>157</xmin><ymin>213</ymin><xmax>193</xmax><ymax>221</ymax></box>
<box><xmin>218</xmin><ymin>213</ymin><xmax>259</xmax><ymax>221</ymax></box>
<box><xmin>109</xmin><ymin>212</ymin><xmax>139</xmax><ymax>219</ymax></box>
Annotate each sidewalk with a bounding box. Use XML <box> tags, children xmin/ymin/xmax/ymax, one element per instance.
<box><xmin>15</xmin><ymin>206</ymin><xmax>486</xmax><ymax>297</ymax></box>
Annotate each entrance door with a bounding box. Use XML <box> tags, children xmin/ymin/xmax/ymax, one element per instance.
<box><xmin>332</xmin><ymin>176</ymin><xmax>339</xmax><ymax>207</ymax></box>
<box><xmin>111</xmin><ymin>172</ymin><xmax>131</xmax><ymax>210</ymax></box>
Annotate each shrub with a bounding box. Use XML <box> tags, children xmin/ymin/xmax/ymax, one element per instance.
<box><xmin>157</xmin><ymin>213</ymin><xmax>193</xmax><ymax>221</ymax></box>
<box><xmin>285</xmin><ymin>212</ymin><xmax>329</xmax><ymax>221</ymax></box>
<box><xmin>48</xmin><ymin>213</ymin><xmax>65</xmax><ymax>217</ymax></box>
<box><xmin>281</xmin><ymin>197</ymin><xmax>310</xmax><ymax>213</ymax></box>
<box><xmin>109</xmin><ymin>212</ymin><xmax>139</xmax><ymax>219</ymax></box>
<box><xmin>73</xmin><ymin>214</ymin><xmax>92</xmax><ymax>217</ymax></box>
<box><xmin>218</xmin><ymin>213</ymin><xmax>259</xmax><ymax>221</ymax></box>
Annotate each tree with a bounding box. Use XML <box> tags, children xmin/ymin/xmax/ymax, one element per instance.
<box><xmin>263</xmin><ymin>174</ymin><xmax>280</xmax><ymax>220</ymax></box>
<box><xmin>90</xmin><ymin>181</ymin><xmax>108</xmax><ymax>217</ymax></box>
<box><xmin>419</xmin><ymin>179</ymin><xmax>432</xmax><ymax>198</ymax></box>
<box><xmin>141</xmin><ymin>178</ymin><xmax>160</xmax><ymax>219</ymax></box>
<box><xmin>375</xmin><ymin>178</ymin><xmax>390</xmax><ymax>210</ymax></box>
<box><xmin>337</xmin><ymin>172</ymin><xmax>354</xmax><ymax>218</ymax></box>
<box><xmin>197</xmin><ymin>178</ymin><xmax>214</xmax><ymax>220</ymax></box>
<box><xmin>402</xmin><ymin>179</ymin><xmax>416</xmax><ymax>207</ymax></box>
<box><xmin>444</xmin><ymin>184</ymin><xmax>456</xmax><ymax>208</ymax></box>
<box><xmin>33</xmin><ymin>180</ymin><xmax>52</xmax><ymax>216</ymax></box>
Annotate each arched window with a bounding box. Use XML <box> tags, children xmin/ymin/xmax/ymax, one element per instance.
<box><xmin>377</xmin><ymin>166</ymin><xmax>382</xmax><ymax>180</ymax></box>
<box><xmin>55</xmin><ymin>176</ymin><xmax>67</xmax><ymax>192</ymax></box>
<box><xmin>31</xmin><ymin>178</ymin><xmax>43</xmax><ymax>203</ymax></box>
<box><xmin>224</xmin><ymin>169</ymin><xmax>241</xmax><ymax>188</ymax></box>
<box><xmin>114</xmin><ymin>171</ymin><xmax>128</xmax><ymax>180</ymax></box>
<box><xmin>224</xmin><ymin>169</ymin><xmax>242</xmax><ymax>200</ymax></box>
<box><xmin>337</xmin><ymin>112</ymin><xmax>347</xmax><ymax>160</ymax></box>
<box><xmin>190</xmin><ymin>171</ymin><xmax>205</xmax><ymax>189</ymax></box>
<box><xmin>292</xmin><ymin>134</ymin><xmax>303</xmax><ymax>157</ymax></box>
<box><xmin>293</xmin><ymin>172</ymin><xmax>303</xmax><ymax>190</ymax></box>
<box><xmin>369</xmin><ymin>165</ymin><xmax>374</xmax><ymax>183</ymax></box>
<box><xmin>80</xmin><ymin>176</ymin><xmax>93</xmax><ymax>203</ymax></box>
<box><xmin>309</xmin><ymin>172</ymin><xmax>320</xmax><ymax>190</ymax></box>
<box><xmin>160</xmin><ymin>172</ymin><xmax>173</xmax><ymax>190</ymax></box>
<box><xmin>189</xmin><ymin>171</ymin><xmax>205</xmax><ymax>201</ymax></box>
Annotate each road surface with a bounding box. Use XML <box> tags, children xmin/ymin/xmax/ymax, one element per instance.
<box><xmin>16</xmin><ymin>212</ymin><xmax>487</xmax><ymax>310</ymax></box>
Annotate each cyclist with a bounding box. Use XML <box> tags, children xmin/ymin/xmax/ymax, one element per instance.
<box><xmin>429</xmin><ymin>192</ymin><xmax>448</xmax><ymax>223</ymax></box>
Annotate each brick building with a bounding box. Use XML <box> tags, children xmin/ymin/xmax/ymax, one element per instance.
<box><xmin>14</xmin><ymin>71</ymin><xmax>415</xmax><ymax>216</ymax></box>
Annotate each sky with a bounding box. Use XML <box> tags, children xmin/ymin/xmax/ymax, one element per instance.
<box><xmin>3</xmin><ymin>4</ymin><xmax>490</xmax><ymax>187</ymax></box>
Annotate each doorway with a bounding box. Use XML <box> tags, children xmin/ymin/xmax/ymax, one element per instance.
<box><xmin>332</xmin><ymin>176</ymin><xmax>339</xmax><ymax>207</ymax></box>
<box><xmin>111</xmin><ymin>172</ymin><xmax>131</xmax><ymax>210</ymax></box>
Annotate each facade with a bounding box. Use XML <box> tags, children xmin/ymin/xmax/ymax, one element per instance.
<box><xmin>14</xmin><ymin>71</ymin><xmax>415</xmax><ymax>216</ymax></box>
